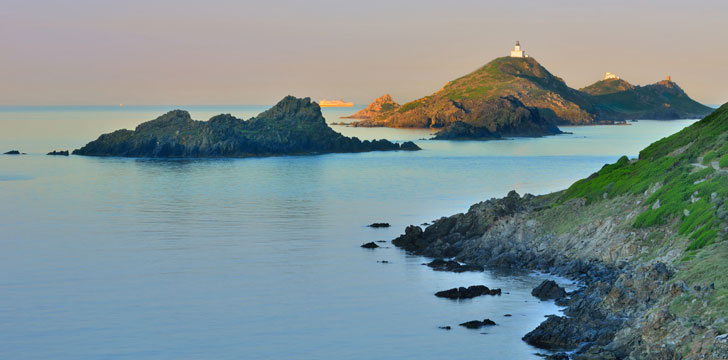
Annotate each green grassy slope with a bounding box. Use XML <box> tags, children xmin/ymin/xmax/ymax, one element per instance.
<box><xmin>561</xmin><ymin>103</ymin><xmax>728</xmax><ymax>252</ymax></box>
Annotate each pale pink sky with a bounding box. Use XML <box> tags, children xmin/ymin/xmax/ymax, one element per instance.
<box><xmin>2</xmin><ymin>0</ymin><xmax>727</xmax><ymax>106</ymax></box>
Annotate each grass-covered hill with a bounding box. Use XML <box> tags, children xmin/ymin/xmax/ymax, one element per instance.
<box><xmin>561</xmin><ymin>102</ymin><xmax>728</xmax><ymax>253</ymax></box>
<box><xmin>581</xmin><ymin>78</ymin><xmax>713</xmax><ymax>120</ymax></box>
<box><xmin>73</xmin><ymin>96</ymin><xmax>419</xmax><ymax>158</ymax></box>
<box><xmin>354</xmin><ymin>57</ymin><xmax>596</xmax><ymax>128</ymax></box>
<box><xmin>350</xmin><ymin>57</ymin><xmax>711</xmax><ymax>134</ymax></box>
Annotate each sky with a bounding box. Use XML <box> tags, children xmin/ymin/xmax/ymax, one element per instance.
<box><xmin>1</xmin><ymin>0</ymin><xmax>727</xmax><ymax>106</ymax></box>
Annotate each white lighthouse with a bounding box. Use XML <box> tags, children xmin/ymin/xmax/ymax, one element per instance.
<box><xmin>510</xmin><ymin>41</ymin><xmax>528</xmax><ymax>58</ymax></box>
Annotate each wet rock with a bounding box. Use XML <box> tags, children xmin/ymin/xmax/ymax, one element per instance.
<box><xmin>532</xmin><ymin>280</ymin><xmax>567</xmax><ymax>301</ymax></box>
<box><xmin>504</xmin><ymin>314</ymin><xmax>512</xmax><ymax>317</ymax></box>
<box><xmin>426</xmin><ymin>259</ymin><xmax>484</xmax><ymax>273</ymax></box>
<box><xmin>377</xmin><ymin>260</ymin><xmax>389</xmax><ymax>264</ymax></box>
<box><xmin>361</xmin><ymin>242</ymin><xmax>379</xmax><ymax>249</ymax></box>
<box><xmin>368</xmin><ymin>223</ymin><xmax>390</xmax><ymax>228</ymax></box>
<box><xmin>435</xmin><ymin>285</ymin><xmax>502</xmax><ymax>299</ymax></box>
<box><xmin>47</xmin><ymin>150</ymin><xmax>69</xmax><ymax>156</ymax></box>
<box><xmin>544</xmin><ymin>353</ymin><xmax>570</xmax><ymax>360</ymax></box>
<box><xmin>459</xmin><ymin>319</ymin><xmax>496</xmax><ymax>329</ymax></box>
<box><xmin>4</xmin><ymin>150</ymin><xmax>21</xmax><ymax>155</ymax></box>
<box><xmin>438</xmin><ymin>326</ymin><xmax>451</xmax><ymax>330</ymax></box>
<box><xmin>522</xmin><ymin>315</ymin><xmax>582</xmax><ymax>349</ymax></box>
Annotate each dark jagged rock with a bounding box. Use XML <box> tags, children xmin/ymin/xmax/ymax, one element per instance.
<box><xmin>47</xmin><ymin>150</ymin><xmax>69</xmax><ymax>156</ymax></box>
<box><xmin>544</xmin><ymin>353</ymin><xmax>570</xmax><ymax>360</ymax></box>
<box><xmin>361</xmin><ymin>242</ymin><xmax>379</xmax><ymax>249</ymax></box>
<box><xmin>4</xmin><ymin>150</ymin><xmax>21</xmax><ymax>155</ymax></box>
<box><xmin>438</xmin><ymin>326</ymin><xmax>451</xmax><ymax>330</ymax></box>
<box><xmin>434</xmin><ymin>285</ymin><xmax>501</xmax><ymax>299</ymax></box>
<box><xmin>431</xmin><ymin>96</ymin><xmax>562</xmax><ymax>140</ymax></box>
<box><xmin>367</xmin><ymin>223</ymin><xmax>390</xmax><ymax>228</ymax></box>
<box><xmin>532</xmin><ymin>280</ymin><xmax>567</xmax><ymax>301</ymax></box>
<box><xmin>73</xmin><ymin>96</ymin><xmax>421</xmax><ymax>158</ymax></box>
<box><xmin>459</xmin><ymin>319</ymin><xmax>496</xmax><ymax>329</ymax></box>
<box><xmin>425</xmin><ymin>259</ymin><xmax>484</xmax><ymax>273</ymax></box>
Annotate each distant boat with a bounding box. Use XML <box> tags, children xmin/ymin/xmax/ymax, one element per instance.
<box><xmin>319</xmin><ymin>99</ymin><xmax>354</xmax><ymax>108</ymax></box>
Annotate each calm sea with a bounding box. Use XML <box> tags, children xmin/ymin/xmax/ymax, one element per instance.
<box><xmin>0</xmin><ymin>105</ymin><xmax>697</xmax><ymax>359</ymax></box>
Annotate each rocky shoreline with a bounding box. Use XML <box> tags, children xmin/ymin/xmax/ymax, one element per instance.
<box><xmin>391</xmin><ymin>190</ymin><xmax>728</xmax><ymax>359</ymax></box>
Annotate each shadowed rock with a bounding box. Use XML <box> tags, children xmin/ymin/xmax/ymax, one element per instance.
<box><xmin>47</xmin><ymin>150</ymin><xmax>69</xmax><ymax>156</ymax></box>
<box><xmin>367</xmin><ymin>223</ymin><xmax>390</xmax><ymax>228</ymax></box>
<box><xmin>73</xmin><ymin>96</ymin><xmax>421</xmax><ymax>158</ymax></box>
<box><xmin>532</xmin><ymin>280</ymin><xmax>567</xmax><ymax>301</ymax></box>
<box><xmin>425</xmin><ymin>259</ymin><xmax>484</xmax><ymax>273</ymax></box>
<box><xmin>360</xmin><ymin>242</ymin><xmax>379</xmax><ymax>249</ymax></box>
<box><xmin>459</xmin><ymin>319</ymin><xmax>496</xmax><ymax>329</ymax></box>
<box><xmin>435</xmin><ymin>285</ymin><xmax>501</xmax><ymax>299</ymax></box>
<box><xmin>4</xmin><ymin>150</ymin><xmax>21</xmax><ymax>155</ymax></box>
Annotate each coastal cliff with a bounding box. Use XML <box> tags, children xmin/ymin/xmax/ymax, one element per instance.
<box><xmin>73</xmin><ymin>96</ymin><xmax>419</xmax><ymax>158</ymax></box>
<box><xmin>392</xmin><ymin>103</ymin><xmax>728</xmax><ymax>359</ymax></box>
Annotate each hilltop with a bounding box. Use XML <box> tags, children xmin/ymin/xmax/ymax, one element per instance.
<box><xmin>582</xmin><ymin>78</ymin><xmax>713</xmax><ymax>120</ymax></box>
<box><xmin>73</xmin><ymin>96</ymin><xmax>419</xmax><ymax>158</ymax></box>
<box><xmin>349</xmin><ymin>57</ymin><xmax>711</xmax><ymax>135</ymax></box>
<box><xmin>391</xmin><ymin>103</ymin><xmax>728</xmax><ymax>358</ymax></box>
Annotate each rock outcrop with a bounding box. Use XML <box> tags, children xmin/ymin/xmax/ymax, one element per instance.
<box><xmin>73</xmin><ymin>96</ymin><xmax>420</xmax><ymax>158</ymax></box>
<box><xmin>47</xmin><ymin>150</ymin><xmax>69</xmax><ymax>156</ymax></box>
<box><xmin>434</xmin><ymin>285</ymin><xmax>501</xmax><ymax>299</ymax></box>
<box><xmin>531</xmin><ymin>280</ymin><xmax>567</xmax><ymax>301</ymax></box>
<box><xmin>343</xmin><ymin>94</ymin><xmax>400</xmax><ymax>119</ymax></box>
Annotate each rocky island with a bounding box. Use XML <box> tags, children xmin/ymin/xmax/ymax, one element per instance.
<box><xmin>392</xmin><ymin>103</ymin><xmax>728</xmax><ymax>358</ymax></box>
<box><xmin>348</xmin><ymin>49</ymin><xmax>711</xmax><ymax>140</ymax></box>
<box><xmin>73</xmin><ymin>96</ymin><xmax>419</xmax><ymax>158</ymax></box>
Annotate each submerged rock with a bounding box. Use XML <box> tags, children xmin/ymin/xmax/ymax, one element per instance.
<box><xmin>438</xmin><ymin>326</ymin><xmax>451</xmax><ymax>330</ymax></box>
<box><xmin>367</xmin><ymin>223</ymin><xmax>390</xmax><ymax>228</ymax></box>
<box><xmin>434</xmin><ymin>285</ymin><xmax>501</xmax><ymax>299</ymax></box>
<box><xmin>360</xmin><ymin>242</ymin><xmax>379</xmax><ymax>249</ymax></box>
<box><xmin>425</xmin><ymin>259</ymin><xmax>484</xmax><ymax>273</ymax></box>
<box><xmin>531</xmin><ymin>280</ymin><xmax>567</xmax><ymax>301</ymax></box>
<box><xmin>459</xmin><ymin>319</ymin><xmax>496</xmax><ymax>329</ymax></box>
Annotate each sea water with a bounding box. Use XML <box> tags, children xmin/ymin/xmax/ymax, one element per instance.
<box><xmin>0</xmin><ymin>105</ymin><xmax>697</xmax><ymax>359</ymax></box>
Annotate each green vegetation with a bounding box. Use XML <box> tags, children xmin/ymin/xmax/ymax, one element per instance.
<box><xmin>703</xmin><ymin>151</ymin><xmax>719</xmax><ymax>165</ymax></box>
<box><xmin>397</xmin><ymin>100</ymin><xmax>424</xmax><ymax>113</ymax></box>
<box><xmin>720</xmin><ymin>154</ymin><xmax>728</xmax><ymax>168</ymax></box>
<box><xmin>560</xmin><ymin>104</ymin><xmax>728</xmax><ymax>251</ymax></box>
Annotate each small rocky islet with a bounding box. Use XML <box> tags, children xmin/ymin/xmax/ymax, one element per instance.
<box><xmin>387</xmin><ymin>103</ymin><xmax>728</xmax><ymax>359</ymax></box>
<box><xmin>72</xmin><ymin>96</ymin><xmax>420</xmax><ymax>158</ymax></box>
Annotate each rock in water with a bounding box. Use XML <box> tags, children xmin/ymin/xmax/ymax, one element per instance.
<box><xmin>425</xmin><ymin>259</ymin><xmax>484</xmax><ymax>273</ymax></box>
<box><xmin>360</xmin><ymin>242</ymin><xmax>379</xmax><ymax>249</ymax></box>
<box><xmin>4</xmin><ymin>150</ymin><xmax>21</xmax><ymax>155</ymax></box>
<box><xmin>434</xmin><ymin>285</ymin><xmax>501</xmax><ymax>299</ymax></box>
<box><xmin>47</xmin><ymin>150</ymin><xmax>69</xmax><ymax>156</ymax></box>
<box><xmin>367</xmin><ymin>223</ymin><xmax>390</xmax><ymax>228</ymax></box>
<box><xmin>73</xmin><ymin>96</ymin><xmax>420</xmax><ymax>158</ymax></box>
<box><xmin>531</xmin><ymin>280</ymin><xmax>567</xmax><ymax>301</ymax></box>
<box><xmin>459</xmin><ymin>319</ymin><xmax>496</xmax><ymax>329</ymax></box>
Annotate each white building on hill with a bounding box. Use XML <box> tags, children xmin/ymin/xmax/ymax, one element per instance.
<box><xmin>604</xmin><ymin>72</ymin><xmax>620</xmax><ymax>80</ymax></box>
<box><xmin>510</xmin><ymin>41</ymin><xmax>528</xmax><ymax>58</ymax></box>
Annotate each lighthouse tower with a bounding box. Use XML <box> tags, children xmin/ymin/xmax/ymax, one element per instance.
<box><xmin>510</xmin><ymin>41</ymin><xmax>528</xmax><ymax>58</ymax></box>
